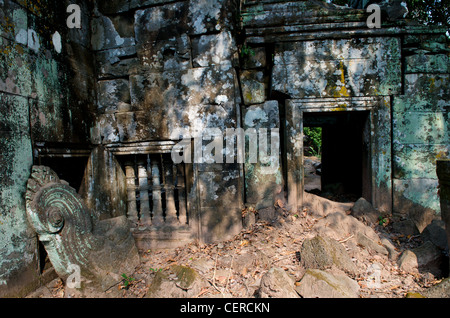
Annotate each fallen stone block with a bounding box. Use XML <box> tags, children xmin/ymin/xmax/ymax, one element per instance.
<box><xmin>392</xmin><ymin>219</ymin><xmax>420</xmax><ymax>236</ymax></box>
<box><xmin>356</xmin><ymin>232</ymin><xmax>388</xmax><ymax>256</ymax></box>
<box><xmin>313</xmin><ymin>210</ymin><xmax>382</xmax><ymax>244</ymax></box>
<box><xmin>398</xmin><ymin>241</ymin><xmax>445</xmax><ymax>277</ymax></box>
<box><xmin>295</xmin><ymin>269</ymin><xmax>360</xmax><ymax>298</ymax></box>
<box><xmin>300</xmin><ymin>235</ymin><xmax>357</xmax><ymax>276</ymax></box>
<box><xmin>381</xmin><ymin>238</ymin><xmax>400</xmax><ymax>261</ymax></box>
<box><xmin>351</xmin><ymin>197</ymin><xmax>381</xmax><ymax>225</ymax></box>
<box><xmin>421</xmin><ymin>219</ymin><xmax>449</xmax><ymax>252</ymax></box>
<box><xmin>146</xmin><ymin>265</ymin><xmax>210</xmax><ymax>298</ymax></box>
<box><xmin>258</xmin><ymin>267</ymin><xmax>299</xmax><ymax>298</ymax></box>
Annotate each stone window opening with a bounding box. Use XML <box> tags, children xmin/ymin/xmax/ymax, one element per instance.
<box><xmin>118</xmin><ymin>153</ymin><xmax>188</xmax><ymax>228</ymax></box>
<box><xmin>35</xmin><ymin>147</ymin><xmax>90</xmax><ymax>193</ymax></box>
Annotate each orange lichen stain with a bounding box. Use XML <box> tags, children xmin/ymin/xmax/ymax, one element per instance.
<box><xmin>436</xmin><ymin>151</ymin><xmax>448</xmax><ymax>160</ymax></box>
<box><xmin>429</xmin><ymin>77</ymin><xmax>436</xmax><ymax>92</ymax></box>
<box><xmin>0</xmin><ymin>46</ymin><xmax>12</xmax><ymax>55</ymax></box>
<box><xmin>333</xmin><ymin>60</ymin><xmax>350</xmax><ymax>98</ymax></box>
<box><xmin>245</xmin><ymin>91</ymin><xmax>253</xmax><ymax>103</ymax></box>
<box><xmin>1</xmin><ymin>16</ymin><xmax>15</xmax><ymax>34</ymax></box>
<box><xmin>15</xmin><ymin>44</ymin><xmax>24</xmax><ymax>55</ymax></box>
<box><xmin>28</xmin><ymin>0</ymin><xmax>44</xmax><ymax>17</ymax></box>
<box><xmin>332</xmin><ymin>103</ymin><xmax>348</xmax><ymax>112</ymax></box>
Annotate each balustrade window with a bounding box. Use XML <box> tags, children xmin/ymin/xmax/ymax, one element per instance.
<box><xmin>121</xmin><ymin>153</ymin><xmax>188</xmax><ymax>226</ymax></box>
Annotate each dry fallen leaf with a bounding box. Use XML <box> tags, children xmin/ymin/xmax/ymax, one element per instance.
<box><xmin>216</xmin><ymin>276</ymin><xmax>228</xmax><ymax>285</ymax></box>
<box><xmin>240</xmin><ymin>240</ymin><xmax>250</xmax><ymax>247</ymax></box>
<box><xmin>196</xmin><ymin>287</ymin><xmax>210</xmax><ymax>298</ymax></box>
<box><xmin>275</xmin><ymin>199</ymin><xmax>285</xmax><ymax>209</ymax></box>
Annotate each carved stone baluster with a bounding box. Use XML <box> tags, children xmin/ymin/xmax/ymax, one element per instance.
<box><xmin>125</xmin><ymin>161</ymin><xmax>138</xmax><ymax>223</ymax></box>
<box><xmin>176</xmin><ymin>164</ymin><xmax>187</xmax><ymax>225</ymax></box>
<box><xmin>151</xmin><ymin>161</ymin><xmax>163</xmax><ymax>226</ymax></box>
<box><xmin>147</xmin><ymin>155</ymin><xmax>153</xmax><ymax>221</ymax></box>
<box><xmin>138</xmin><ymin>160</ymin><xmax>151</xmax><ymax>224</ymax></box>
<box><xmin>164</xmin><ymin>160</ymin><xmax>177</xmax><ymax>224</ymax></box>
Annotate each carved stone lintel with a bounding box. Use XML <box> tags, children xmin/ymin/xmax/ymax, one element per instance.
<box><xmin>25</xmin><ymin>165</ymin><xmax>140</xmax><ymax>291</ymax></box>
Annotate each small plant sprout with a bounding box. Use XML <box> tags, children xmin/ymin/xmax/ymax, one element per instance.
<box><xmin>121</xmin><ymin>273</ymin><xmax>135</xmax><ymax>289</ymax></box>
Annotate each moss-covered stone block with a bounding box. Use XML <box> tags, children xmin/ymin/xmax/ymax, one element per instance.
<box><xmin>296</xmin><ymin>269</ymin><xmax>360</xmax><ymax>298</ymax></box>
<box><xmin>272</xmin><ymin>37</ymin><xmax>401</xmax><ymax>98</ymax></box>
<box><xmin>405</xmin><ymin>53</ymin><xmax>449</xmax><ymax>74</ymax></box>
<box><xmin>300</xmin><ymin>235</ymin><xmax>357</xmax><ymax>275</ymax></box>
<box><xmin>240</xmin><ymin>70</ymin><xmax>266</xmax><ymax>105</ymax></box>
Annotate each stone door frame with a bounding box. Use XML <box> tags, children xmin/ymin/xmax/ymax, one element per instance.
<box><xmin>285</xmin><ymin>96</ymin><xmax>393</xmax><ymax>213</ymax></box>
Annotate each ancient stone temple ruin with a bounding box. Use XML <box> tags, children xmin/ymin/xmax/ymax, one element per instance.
<box><xmin>0</xmin><ymin>0</ymin><xmax>448</xmax><ymax>296</ymax></box>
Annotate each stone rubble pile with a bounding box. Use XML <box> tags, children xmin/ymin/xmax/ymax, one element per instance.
<box><xmin>27</xmin><ymin>192</ymin><xmax>450</xmax><ymax>298</ymax></box>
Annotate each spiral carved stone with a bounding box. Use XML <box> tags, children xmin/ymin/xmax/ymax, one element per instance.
<box><xmin>25</xmin><ymin>166</ymin><xmax>140</xmax><ymax>290</ymax></box>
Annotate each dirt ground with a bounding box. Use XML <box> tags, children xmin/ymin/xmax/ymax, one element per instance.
<box><xmin>27</xmin><ymin>192</ymin><xmax>448</xmax><ymax>299</ymax></box>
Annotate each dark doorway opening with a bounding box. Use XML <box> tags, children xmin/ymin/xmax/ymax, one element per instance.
<box><xmin>303</xmin><ymin>111</ymin><xmax>371</xmax><ymax>203</ymax></box>
<box><xmin>38</xmin><ymin>156</ymin><xmax>89</xmax><ymax>192</ymax></box>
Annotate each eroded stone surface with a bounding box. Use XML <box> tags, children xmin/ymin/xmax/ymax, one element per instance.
<box><xmin>25</xmin><ymin>166</ymin><xmax>140</xmax><ymax>291</ymax></box>
<box><xmin>296</xmin><ymin>269</ymin><xmax>360</xmax><ymax>298</ymax></box>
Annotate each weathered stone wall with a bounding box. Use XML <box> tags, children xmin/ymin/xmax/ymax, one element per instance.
<box><xmin>91</xmin><ymin>0</ymin><xmax>244</xmax><ymax>243</ymax></box>
<box><xmin>91</xmin><ymin>0</ymin><xmax>240</xmax><ymax>143</ymax></box>
<box><xmin>89</xmin><ymin>0</ymin><xmax>449</xmax><ymax>237</ymax></box>
<box><xmin>393</xmin><ymin>33</ymin><xmax>449</xmax><ymax>231</ymax></box>
<box><xmin>0</xmin><ymin>0</ymin><xmax>94</xmax><ymax>296</ymax></box>
<box><xmin>272</xmin><ymin>37</ymin><xmax>402</xmax><ymax>98</ymax></box>
<box><xmin>241</xmin><ymin>0</ymin><xmax>449</xmax><ymax>229</ymax></box>
<box><xmin>240</xmin><ymin>0</ymin><xmax>399</xmax><ymax>213</ymax></box>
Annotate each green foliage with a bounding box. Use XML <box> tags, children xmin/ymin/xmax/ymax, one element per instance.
<box><xmin>304</xmin><ymin>127</ymin><xmax>322</xmax><ymax>158</ymax></box>
<box><xmin>329</xmin><ymin>0</ymin><xmax>449</xmax><ymax>35</ymax></box>
<box><xmin>378</xmin><ymin>215</ymin><xmax>388</xmax><ymax>226</ymax></box>
<box><xmin>240</xmin><ymin>44</ymin><xmax>256</xmax><ymax>57</ymax></box>
<box><xmin>121</xmin><ymin>273</ymin><xmax>135</xmax><ymax>288</ymax></box>
<box><xmin>407</xmin><ymin>0</ymin><xmax>450</xmax><ymax>34</ymax></box>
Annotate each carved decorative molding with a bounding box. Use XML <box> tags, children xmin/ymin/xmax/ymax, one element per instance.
<box><xmin>25</xmin><ymin>165</ymin><xmax>140</xmax><ymax>290</ymax></box>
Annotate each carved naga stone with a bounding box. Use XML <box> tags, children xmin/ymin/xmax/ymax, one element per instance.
<box><xmin>25</xmin><ymin>165</ymin><xmax>140</xmax><ymax>290</ymax></box>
